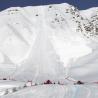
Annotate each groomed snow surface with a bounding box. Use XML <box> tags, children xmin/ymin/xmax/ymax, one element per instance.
<box><xmin>0</xmin><ymin>3</ymin><xmax>98</xmax><ymax>98</ymax></box>
<box><xmin>1</xmin><ymin>83</ymin><xmax>98</xmax><ymax>98</ymax></box>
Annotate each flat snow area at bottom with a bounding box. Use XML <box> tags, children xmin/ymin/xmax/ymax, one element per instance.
<box><xmin>1</xmin><ymin>84</ymin><xmax>98</xmax><ymax>98</ymax></box>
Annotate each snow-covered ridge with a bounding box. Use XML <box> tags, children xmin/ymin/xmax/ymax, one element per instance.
<box><xmin>0</xmin><ymin>3</ymin><xmax>98</xmax><ymax>84</ymax></box>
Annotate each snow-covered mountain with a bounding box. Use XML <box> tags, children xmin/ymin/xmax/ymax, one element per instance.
<box><xmin>0</xmin><ymin>3</ymin><xmax>98</xmax><ymax>84</ymax></box>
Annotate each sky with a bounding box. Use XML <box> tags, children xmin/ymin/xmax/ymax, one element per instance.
<box><xmin>0</xmin><ymin>0</ymin><xmax>98</xmax><ymax>11</ymax></box>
